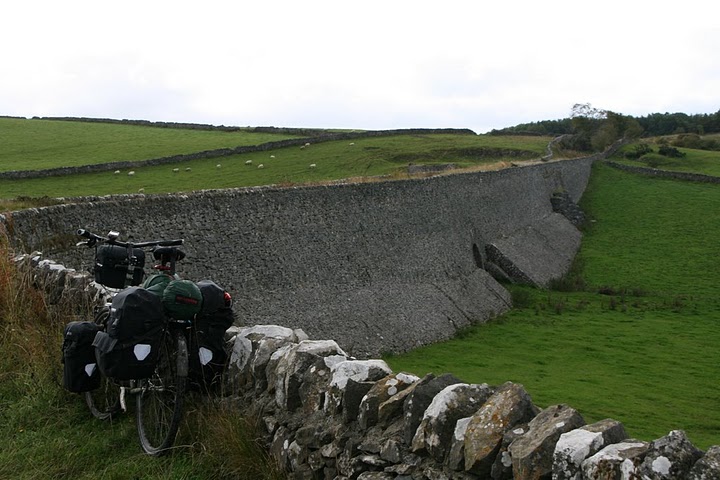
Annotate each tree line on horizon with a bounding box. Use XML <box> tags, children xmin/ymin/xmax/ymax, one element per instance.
<box><xmin>490</xmin><ymin>107</ymin><xmax>720</xmax><ymax>149</ymax></box>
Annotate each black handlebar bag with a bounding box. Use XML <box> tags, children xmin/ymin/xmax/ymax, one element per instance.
<box><xmin>62</xmin><ymin>321</ymin><xmax>103</xmax><ymax>392</ymax></box>
<box><xmin>94</xmin><ymin>245</ymin><xmax>146</xmax><ymax>288</ymax></box>
<box><xmin>93</xmin><ymin>287</ymin><xmax>166</xmax><ymax>380</ymax></box>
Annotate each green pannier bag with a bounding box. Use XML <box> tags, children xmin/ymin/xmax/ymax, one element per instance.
<box><xmin>142</xmin><ymin>273</ymin><xmax>173</xmax><ymax>297</ymax></box>
<box><xmin>162</xmin><ymin>279</ymin><xmax>203</xmax><ymax>320</ymax></box>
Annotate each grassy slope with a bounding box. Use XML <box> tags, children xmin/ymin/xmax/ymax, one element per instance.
<box><xmin>0</xmin><ymin>118</ymin><xmax>300</xmax><ymax>172</ymax></box>
<box><xmin>386</xmin><ymin>162</ymin><xmax>720</xmax><ymax>449</ymax></box>
<box><xmin>616</xmin><ymin>144</ymin><xmax>720</xmax><ymax>177</ymax></box>
<box><xmin>0</xmin><ymin>133</ymin><xmax>549</xmax><ymax>199</ymax></box>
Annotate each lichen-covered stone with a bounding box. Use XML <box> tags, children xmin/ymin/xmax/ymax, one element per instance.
<box><xmin>689</xmin><ymin>445</ymin><xmax>720</xmax><ymax>480</ymax></box>
<box><xmin>412</xmin><ymin>383</ymin><xmax>493</xmax><ymax>462</ymax></box>
<box><xmin>447</xmin><ymin>417</ymin><xmax>472</xmax><ymax>471</ymax></box>
<box><xmin>325</xmin><ymin>359</ymin><xmax>393</xmax><ymax>415</ymax></box>
<box><xmin>491</xmin><ymin>424</ymin><xmax>529</xmax><ymax>480</ymax></box>
<box><xmin>581</xmin><ymin>440</ymin><xmax>649</xmax><ymax>479</ymax></box>
<box><xmin>274</xmin><ymin>340</ymin><xmax>347</xmax><ymax>411</ymax></box>
<box><xmin>637</xmin><ymin>430</ymin><xmax>703</xmax><ymax>479</ymax></box>
<box><xmin>508</xmin><ymin>404</ymin><xmax>585</xmax><ymax>479</ymax></box>
<box><xmin>552</xmin><ymin>418</ymin><xmax>628</xmax><ymax>480</ymax></box>
<box><xmin>463</xmin><ymin>382</ymin><xmax>536</xmax><ymax>476</ymax></box>
<box><xmin>359</xmin><ymin>373</ymin><xmax>420</xmax><ymax>429</ymax></box>
<box><xmin>402</xmin><ymin>373</ymin><xmax>464</xmax><ymax>445</ymax></box>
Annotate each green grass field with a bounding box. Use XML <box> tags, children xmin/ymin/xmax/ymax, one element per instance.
<box><xmin>0</xmin><ymin>117</ymin><xmax>301</xmax><ymax>172</ymax></box>
<box><xmin>386</xmin><ymin>162</ymin><xmax>720</xmax><ymax>449</ymax></box>
<box><xmin>0</xmin><ymin>130</ymin><xmax>549</xmax><ymax>200</ymax></box>
<box><xmin>615</xmin><ymin>142</ymin><xmax>720</xmax><ymax>177</ymax></box>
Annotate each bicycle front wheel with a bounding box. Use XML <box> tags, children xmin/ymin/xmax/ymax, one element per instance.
<box><xmin>136</xmin><ymin>329</ymin><xmax>188</xmax><ymax>456</ymax></box>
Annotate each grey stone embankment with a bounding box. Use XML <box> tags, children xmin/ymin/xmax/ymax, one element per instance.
<box><xmin>11</xmin><ymin>252</ymin><xmax>720</xmax><ymax>479</ymax></box>
<box><xmin>4</xmin><ymin>157</ymin><xmax>592</xmax><ymax>358</ymax></box>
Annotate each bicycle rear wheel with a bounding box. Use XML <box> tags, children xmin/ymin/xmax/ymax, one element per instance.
<box><xmin>136</xmin><ymin>329</ymin><xmax>188</xmax><ymax>456</ymax></box>
<box><xmin>85</xmin><ymin>305</ymin><xmax>122</xmax><ymax>420</ymax></box>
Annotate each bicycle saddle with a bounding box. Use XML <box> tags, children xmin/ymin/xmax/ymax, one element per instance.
<box><xmin>152</xmin><ymin>246</ymin><xmax>186</xmax><ymax>261</ymax></box>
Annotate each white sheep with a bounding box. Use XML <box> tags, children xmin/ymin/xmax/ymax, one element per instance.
<box><xmin>349</xmin><ymin>142</ymin><xmax>355</xmax><ymax>146</ymax></box>
<box><xmin>114</xmin><ymin>170</ymin><xmax>121</xmax><ymax>174</ymax></box>
<box><xmin>216</xmin><ymin>164</ymin><xmax>221</xmax><ymax>168</ymax></box>
<box><xmin>185</xmin><ymin>167</ymin><xmax>191</xmax><ymax>172</ymax></box>
<box><xmin>173</xmin><ymin>168</ymin><xmax>180</xmax><ymax>173</ymax></box>
<box><xmin>128</xmin><ymin>171</ymin><xmax>135</xmax><ymax>176</ymax></box>
<box><xmin>309</xmin><ymin>163</ymin><xmax>316</xmax><ymax>169</ymax></box>
<box><xmin>305</xmin><ymin>142</ymin><xmax>311</xmax><ymax>147</ymax></box>
<box><xmin>138</xmin><ymin>188</ymin><xmax>145</xmax><ymax>193</ymax></box>
<box><xmin>258</xmin><ymin>164</ymin><xmax>264</xmax><ymax>169</ymax></box>
<box><xmin>300</xmin><ymin>145</ymin><xmax>305</xmax><ymax>150</ymax></box>
<box><xmin>270</xmin><ymin>155</ymin><xmax>275</xmax><ymax>159</ymax></box>
<box><xmin>245</xmin><ymin>160</ymin><xmax>253</xmax><ymax>165</ymax></box>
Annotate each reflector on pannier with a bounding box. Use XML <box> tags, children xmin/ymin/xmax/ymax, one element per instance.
<box><xmin>93</xmin><ymin>287</ymin><xmax>166</xmax><ymax>380</ymax></box>
<box><xmin>94</xmin><ymin>244</ymin><xmax>145</xmax><ymax>288</ymax></box>
<box><xmin>62</xmin><ymin>321</ymin><xmax>103</xmax><ymax>392</ymax></box>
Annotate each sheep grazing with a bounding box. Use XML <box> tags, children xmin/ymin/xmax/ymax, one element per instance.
<box><xmin>128</xmin><ymin>171</ymin><xmax>135</xmax><ymax>176</ymax></box>
<box><xmin>185</xmin><ymin>167</ymin><xmax>191</xmax><ymax>172</ymax></box>
<box><xmin>216</xmin><ymin>164</ymin><xmax>221</xmax><ymax>168</ymax></box>
<box><xmin>349</xmin><ymin>142</ymin><xmax>355</xmax><ymax>146</ymax></box>
<box><xmin>173</xmin><ymin>168</ymin><xmax>180</xmax><ymax>173</ymax></box>
<box><xmin>138</xmin><ymin>188</ymin><xmax>145</xmax><ymax>193</ymax></box>
<box><xmin>270</xmin><ymin>155</ymin><xmax>275</xmax><ymax>159</ymax></box>
<box><xmin>114</xmin><ymin>170</ymin><xmax>121</xmax><ymax>174</ymax></box>
<box><xmin>309</xmin><ymin>163</ymin><xmax>316</xmax><ymax>169</ymax></box>
<box><xmin>258</xmin><ymin>164</ymin><xmax>264</xmax><ymax>169</ymax></box>
<box><xmin>245</xmin><ymin>160</ymin><xmax>253</xmax><ymax>165</ymax></box>
<box><xmin>305</xmin><ymin>142</ymin><xmax>311</xmax><ymax>147</ymax></box>
<box><xmin>300</xmin><ymin>146</ymin><xmax>305</xmax><ymax>150</ymax></box>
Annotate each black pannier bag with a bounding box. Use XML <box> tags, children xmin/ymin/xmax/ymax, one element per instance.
<box><xmin>94</xmin><ymin>244</ymin><xmax>146</xmax><ymax>288</ymax></box>
<box><xmin>189</xmin><ymin>280</ymin><xmax>234</xmax><ymax>388</ymax></box>
<box><xmin>62</xmin><ymin>321</ymin><xmax>103</xmax><ymax>393</ymax></box>
<box><xmin>92</xmin><ymin>287</ymin><xmax>166</xmax><ymax>381</ymax></box>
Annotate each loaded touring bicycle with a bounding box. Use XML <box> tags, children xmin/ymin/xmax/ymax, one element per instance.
<box><xmin>61</xmin><ymin>228</ymin><xmax>234</xmax><ymax>456</ymax></box>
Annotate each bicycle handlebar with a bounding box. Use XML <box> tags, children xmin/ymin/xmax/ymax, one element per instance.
<box><xmin>77</xmin><ymin>228</ymin><xmax>184</xmax><ymax>249</ymax></box>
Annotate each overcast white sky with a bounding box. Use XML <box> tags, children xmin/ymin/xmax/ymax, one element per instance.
<box><xmin>2</xmin><ymin>1</ymin><xmax>718</xmax><ymax>133</ymax></box>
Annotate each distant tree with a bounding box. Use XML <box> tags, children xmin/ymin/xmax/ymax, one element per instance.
<box><xmin>566</xmin><ymin>103</ymin><xmax>643</xmax><ymax>152</ymax></box>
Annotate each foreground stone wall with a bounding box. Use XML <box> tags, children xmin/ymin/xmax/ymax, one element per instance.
<box><xmin>4</xmin><ymin>158</ymin><xmax>593</xmax><ymax>358</ymax></box>
<box><xmin>13</xmin><ymin>230</ymin><xmax>719</xmax><ymax>479</ymax></box>
<box><xmin>223</xmin><ymin>324</ymin><xmax>719</xmax><ymax>479</ymax></box>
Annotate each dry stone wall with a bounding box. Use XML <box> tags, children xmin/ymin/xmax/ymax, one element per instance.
<box><xmin>9</xmin><ymin>182</ymin><xmax>719</xmax><ymax>479</ymax></box>
<box><xmin>4</xmin><ymin>158</ymin><xmax>593</xmax><ymax>358</ymax></box>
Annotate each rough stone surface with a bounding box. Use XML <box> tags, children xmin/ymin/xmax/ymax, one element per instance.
<box><xmin>8</xmin><ymin>156</ymin><xmax>596</xmax><ymax>358</ymax></box>
<box><xmin>689</xmin><ymin>445</ymin><xmax>720</xmax><ymax>479</ymax></box>
<box><xmin>402</xmin><ymin>373</ymin><xmax>464</xmax><ymax>445</ymax></box>
<box><xmin>552</xmin><ymin>419</ymin><xmax>628</xmax><ymax>480</ymax></box>
<box><xmin>637</xmin><ymin>430</ymin><xmax>704</xmax><ymax>479</ymax></box>
<box><xmin>463</xmin><ymin>382</ymin><xmax>537</xmax><ymax>476</ymax></box>
<box><xmin>359</xmin><ymin>373</ymin><xmax>420</xmax><ymax>430</ymax></box>
<box><xmin>581</xmin><ymin>440</ymin><xmax>649</xmax><ymax>479</ymax></box>
<box><xmin>508</xmin><ymin>404</ymin><xmax>585</xmax><ymax>479</ymax></box>
<box><xmin>411</xmin><ymin>383</ymin><xmax>494</xmax><ymax>461</ymax></box>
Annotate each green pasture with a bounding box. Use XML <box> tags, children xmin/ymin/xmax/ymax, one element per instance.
<box><xmin>386</xmin><ymin>162</ymin><xmax>720</xmax><ymax>449</ymax></box>
<box><xmin>615</xmin><ymin>143</ymin><xmax>720</xmax><ymax>177</ymax></box>
<box><xmin>0</xmin><ymin>133</ymin><xmax>549</xmax><ymax>200</ymax></box>
<box><xmin>0</xmin><ymin>117</ymin><xmax>300</xmax><ymax>172</ymax></box>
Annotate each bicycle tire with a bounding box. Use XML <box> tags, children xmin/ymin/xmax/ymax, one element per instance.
<box><xmin>85</xmin><ymin>305</ymin><xmax>122</xmax><ymax>420</ymax></box>
<box><xmin>136</xmin><ymin>329</ymin><xmax>188</xmax><ymax>456</ymax></box>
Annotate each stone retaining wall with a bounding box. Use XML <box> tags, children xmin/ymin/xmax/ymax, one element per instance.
<box><xmin>3</xmin><ymin>158</ymin><xmax>594</xmax><ymax>358</ymax></box>
<box><xmin>605</xmin><ymin>161</ymin><xmax>720</xmax><ymax>184</ymax></box>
